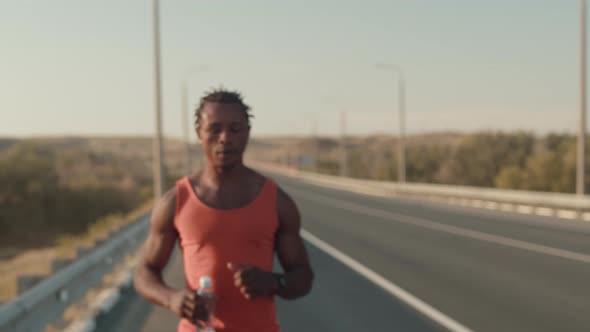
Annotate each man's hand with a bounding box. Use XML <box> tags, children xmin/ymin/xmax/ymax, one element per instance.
<box><xmin>227</xmin><ymin>262</ymin><xmax>279</xmax><ymax>300</ymax></box>
<box><xmin>168</xmin><ymin>289</ymin><xmax>210</xmax><ymax>326</ymax></box>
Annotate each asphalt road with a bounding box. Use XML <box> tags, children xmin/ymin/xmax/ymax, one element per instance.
<box><xmin>101</xmin><ymin>172</ymin><xmax>590</xmax><ymax>332</ymax></box>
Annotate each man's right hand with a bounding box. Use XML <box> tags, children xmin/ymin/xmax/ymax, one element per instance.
<box><xmin>168</xmin><ymin>289</ymin><xmax>209</xmax><ymax>325</ymax></box>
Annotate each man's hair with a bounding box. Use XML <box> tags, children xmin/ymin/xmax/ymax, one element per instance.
<box><xmin>195</xmin><ymin>87</ymin><xmax>253</xmax><ymax>127</ymax></box>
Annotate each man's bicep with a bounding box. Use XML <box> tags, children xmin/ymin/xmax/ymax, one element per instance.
<box><xmin>140</xmin><ymin>190</ymin><xmax>178</xmax><ymax>271</ymax></box>
<box><xmin>276</xmin><ymin>230</ymin><xmax>310</xmax><ymax>271</ymax></box>
<box><xmin>142</xmin><ymin>224</ymin><xmax>177</xmax><ymax>270</ymax></box>
<box><xmin>276</xmin><ymin>188</ymin><xmax>311</xmax><ymax>271</ymax></box>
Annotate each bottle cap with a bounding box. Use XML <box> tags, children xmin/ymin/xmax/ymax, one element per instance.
<box><xmin>199</xmin><ymin>276</ymin><xmax>212</xmax><ymax>289</ymax></box>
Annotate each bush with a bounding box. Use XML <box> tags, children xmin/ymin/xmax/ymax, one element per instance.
<box><xmin>0</xmin><ymin>142</ymin><xmax>144</xmax><ymax>249</ymax></box>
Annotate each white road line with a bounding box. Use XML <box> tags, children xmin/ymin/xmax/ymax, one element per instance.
<box><xmin>291</xmin><ymin>188</ymin><xmax>590</xmax><ymax>265</ymax></box>
<box><xmin>301</xmin><ymin>229</ymin><xmax>474</xmax><ymax>332</ymax></box>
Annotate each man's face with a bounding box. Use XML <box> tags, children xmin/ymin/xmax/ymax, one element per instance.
<box><xmin>197</xmin><ymin>102</ymin><xmax>250</xmax><ymax>169</ymax></box>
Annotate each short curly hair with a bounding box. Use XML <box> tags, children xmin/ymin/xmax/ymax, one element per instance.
<box><xmin>194</xmin><ymin>87</ymin><xmax>253</xmax><ymax>128</ymax></box>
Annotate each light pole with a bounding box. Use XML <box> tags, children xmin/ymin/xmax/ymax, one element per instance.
<box><xmin>301</xmin><ymin>112</ymin><xmax>318</xmax><ymax>172</ymax></box>
<box><xmin>340</xmin><ymin>110</ymin><xmax>348</xmax><ymax>177</ymax></box>
<box><xmin>311</xmin><ymin>115</ymin><xmax>318</xmax><ymax>172</ymax></box>
<box><xmin>375</xmin><ymin>63</ymin><xmax>407</xmax><ymax>183</ymax></box>
<box><xmin>181</xmin><ymin>66</ymin><xmax>209</xmax><ymax>176</ymax></box>
<box><xmin>152</xmin><ymin>0</ymin><xmax>164</xmax><ymax>200</ymax></box>
<box><xmin>319</xmin><ymin>98</ymin><xmax>348</xmax><ymax>177</ymax></box>
<box><xmin>578</xmin><ymin>0</ymin><xmax>587</xmax><ymax>196</ymax></box>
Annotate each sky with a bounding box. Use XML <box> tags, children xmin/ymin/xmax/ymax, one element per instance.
<box><xmin>0</xmin><ymin>0</ymin><xmax>584</xmax><ymax>138</ymax></box>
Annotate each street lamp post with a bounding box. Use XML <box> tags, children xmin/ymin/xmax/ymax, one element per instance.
<box><xmin>152</xmin><ymin>0</ymin><xmax>164</xmax><ymax>200</ymax></box>
<box><xmin>181</xmin><ymin>80</ymin><xmax>190</xmax><ymax>175</ymax></box>
<box><xmin>340</xmin><ymin>110</ymin><xmax>348</xmax><ymax>177</ymax></box>
<box><xmin>320</xmin><ymin>98</ymin><xmax>349</xmax><ymax>177</ymax></box>
<box><xmin>578</xmin><ymin>0</ymin><xmax>587</xmax><ymax>196</ymax></box>
<box><xmin>311</xmin><ymin>116</ymin><xmax>318</xmax><ymax>172</ymax></box>
<box><xmin>376</xmin><ymin>63</ymin><xmax>407</xmax><ymax>183</ymax></box>
<box><xmin>301</xmin><ymin>112</ymin><xmax>319</xmax><ymax>172</ymax></box>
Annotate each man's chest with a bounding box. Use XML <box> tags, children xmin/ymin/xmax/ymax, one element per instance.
<box><xmin>195</xmin><ymin>184</ymin><xmax>262</xmax><ymax>210</ymax></box>
<box><xmin>176</xmin><ymin>204</ymin><xmax>278</xmax><ymax>251</ymax></box>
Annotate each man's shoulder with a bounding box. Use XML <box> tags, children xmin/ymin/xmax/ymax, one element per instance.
<box><xmin>187</xmin><ymin>171</ymin><xmax>214</xmax><ymax>193</ymax></box>
<box><xmin>157</xmin><ymin>187</ymin><xmax>177</xmax><ymax>210</ymax></box>
<box><xmin>245</xmin><ymin>167</ymin><xmax>266</xmax><ymax>180</ymax></box>
<box><xmin>242</xmin><ymin>167</ymin><xmax>286</xmax><ymax>201</ymax></box>
<box><xmin>150</xmin><ymin>187</ymin><xmax>177</xmax><ymax>231</ymax></box>
<box><xmin>242</xmin><ymin>167</ymin><xmax>270</xmax><ymax>188</ymax></box>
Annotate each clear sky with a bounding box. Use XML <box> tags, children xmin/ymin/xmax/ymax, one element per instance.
<box><xmin>0</xmin><ymin>0</ymin><xmax>583</xmax><ymax>138</ymax></box>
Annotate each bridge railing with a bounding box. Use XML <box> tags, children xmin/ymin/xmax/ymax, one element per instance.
<box><xmin>252</xmin><ymin>161</ymin><xmax>590</xmax><ymax>221</ymax></box>
<box><xmin>0</xmin><ymin>215</ymin><xmax>150</xmax><ymax>332</ymax></box>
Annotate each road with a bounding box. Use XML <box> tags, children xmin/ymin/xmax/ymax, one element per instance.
<box><xmin>99</xmin><ymin>172</ymin><xmax>590</xmax><ymax>332</ymax></box>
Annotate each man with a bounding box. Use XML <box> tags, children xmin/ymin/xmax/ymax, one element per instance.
<box><xmin>134</xmin><ymin>88</ymin><xmax>314</xmax><ymax>332</ymax></box>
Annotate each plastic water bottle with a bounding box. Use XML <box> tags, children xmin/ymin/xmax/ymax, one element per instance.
<box><xmin>196</xmin><ymin>276</ymin><xmax>216</xmax><ymax>332</ymax></box>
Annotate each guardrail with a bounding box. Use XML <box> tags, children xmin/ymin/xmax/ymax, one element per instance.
<box><xmin>252</xmin><ymin>161</ymin><xmax>590</xmax><ymax>221</ymax></box>
<box><xmin>0</xmin><ymin>214</ymin><xmax>150</xmax><ymax>332</ymax></box>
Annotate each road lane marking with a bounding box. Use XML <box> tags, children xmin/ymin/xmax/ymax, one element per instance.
<box><xmin>301</xmin><ymin>229</ymin><xmax>474</xmax><ymax>332</ymax></box>
<box><xmin>290</xmin><ymin>187</ymin><xmax>590</xmax><ymax>265</ymax></box>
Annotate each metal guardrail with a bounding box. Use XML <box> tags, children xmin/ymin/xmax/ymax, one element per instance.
<box><xmin>253</xmin><ymin>162</ymin><xmax>590</xmax><ymax>220</ymax></box>
<box><xmin>0</xmin><ymin>215</ymin><xmax>150</xmax><ymax>332</ymax></box>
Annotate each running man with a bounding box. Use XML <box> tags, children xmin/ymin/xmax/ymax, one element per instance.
<box><xmin>134</xmin><ymin>88</ymin><xmax>314</xmax><ymax>332</ymax></box>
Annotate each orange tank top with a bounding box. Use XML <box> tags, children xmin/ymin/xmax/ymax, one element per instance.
<box><xmin>174</xmin><ymin>176</ymin><xmax>280</xmax><ymax>332</ymax></box>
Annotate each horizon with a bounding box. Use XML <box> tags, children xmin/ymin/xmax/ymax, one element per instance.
<box><xmin>0</xmin><ymin>128</ymin><xmax>580</xmax><ymax>142</ymax></box>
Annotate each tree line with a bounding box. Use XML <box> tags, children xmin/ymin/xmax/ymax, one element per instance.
<box><xmin>0</xmin><ymin>141</ymin><xmax>161</xmax><ymax>251</ymax></box>
<box><xmin>283</xmin><ymin>132</ymin><xmax>586</xmax><ymax>194</ymax></box>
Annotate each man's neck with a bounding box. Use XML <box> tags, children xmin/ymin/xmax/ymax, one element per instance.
<box><xmin>201</xmin><ymin>162</ymin><xmax>248</xmax><ymax>187</ymax></box>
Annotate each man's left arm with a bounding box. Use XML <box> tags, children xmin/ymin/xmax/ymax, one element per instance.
<box><xmin>228</xmin><ymin>187</ymin><xmax>314</xmax><ymax>300</ymax></box>
<box><xmin>272</xmin><ymin>187</ymin><xmax>314</xmax><ymax>299</ymax></box>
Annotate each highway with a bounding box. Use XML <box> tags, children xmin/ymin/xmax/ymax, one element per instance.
<box><xmin>99</xmin><ymin>172</ymin><xmax>590</xmax><ymax>332</ymax></box>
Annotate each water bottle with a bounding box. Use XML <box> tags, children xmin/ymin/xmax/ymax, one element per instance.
<box><xmin>196</xmin><ymin>276</ymin><xmax>216</xmax><ymax>332</ymax></box>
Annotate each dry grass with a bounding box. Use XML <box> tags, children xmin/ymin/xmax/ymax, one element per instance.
<box><xmin>0</xmin><ymin>201</ymin><xmax>152</xmax><ymax>302</ymax></box>
<box><xmin>0</xmin><ymin>248</ymin><xmax>56</xmax><ymax>301</ymax></box>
